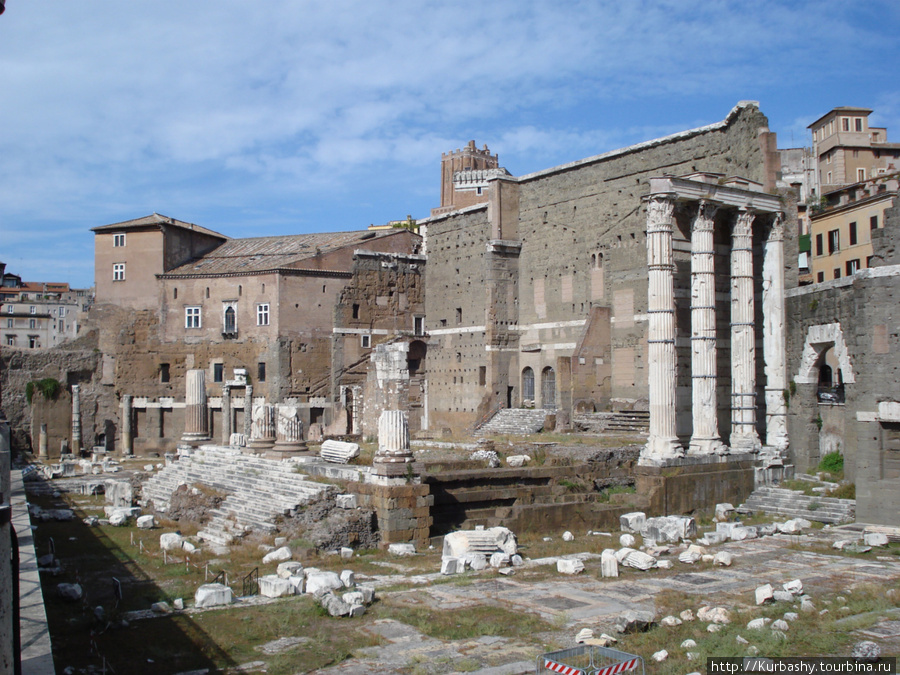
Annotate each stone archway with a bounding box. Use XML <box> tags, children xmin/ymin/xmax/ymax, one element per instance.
<box><xmin>795</xmin><ymin>323</ymin><xmax>855</xmax><ymax>385</ymax></box>
<box><xmin>522</xmin><ymin>367</ymin><xmax>535</xmax><ymax>404</ymax></box>
<box><xmin>541</xmin><ymin>367</ymin><xmax>556</xmax><ymax>410</ymax></box>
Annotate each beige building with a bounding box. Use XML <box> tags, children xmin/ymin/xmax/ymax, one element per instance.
<box><xmin>808</xmin><ymin>107</ymin><xmax>900</xmax><ymax>195</ymax></box>
<box><xmin>809</xmin><ymin>173</ymin><xmax>899</xmax><ymax>283</ymax></box>
<box><xmin>92</xmin><ymin>213</ymin><xmax>228</xmax><ymax>310</ymax></box>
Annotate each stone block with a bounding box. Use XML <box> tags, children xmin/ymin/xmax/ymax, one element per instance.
<box><xmin>259</xmin><ymin>575</ymin><xmax>295</xmax><ymax>598</ymax></box>
<box><xmin>619</xmin><ymin>533</ymin><xmax>636</xmax><ymax>548</ymax></box>
<box><xmin>136</xmin><ymin>515</ymin><xmax>156</xmax><ymax>529</ymax></box>
<box><xmin>262</xmin><ymin>546</ymin><xmax>292</xmax><ymax>564</ymax></box>
<box><xmin>105</xmin><ymin>480</ymin><xmax>134</xmax><ymax>507</ymax></box>
<box><xmin>342</xmin><ymin>591</ymin><xmax>364</xmax><ymax>606</ymax></box>
<box><xmin>715</xmin><ymin>503</ymin><xmax>734</xmax><ymax>521</ymax></box>
<box><xmin>340</xmin><ymin>570</ymin><xmax>355</xmax><ymax>588</ymax></box>
<box><xmin>863</xmin><ymin>532</ymin><xmax>889</xmax><ymax>546</ymax></box>
<box><xmin>755</xmin><ymin>584</ymin><xmax>774</xmax><ymax>605</ymax></box>
<box><xmin>305</xmin><ymin>571</ymin><xmax>343</xmax><ymax>596</ymax></box>
<box><xmin>318</xmin><ymin>592</ymin><xmax>351</xmax><ymax>616</ymax></box>
<box><xmin>195</xmin><ymin>583</ymin><xmax>233</xmax><ymax>608</ymax></box>
<box><xmin>557</xmin><ymin>558</ymin><xmax>585</xmax><ymax>574</ymax></box>
<box><xmin>320</xmin><ymin>440</ymin><xmax>360</xmax><ymax>464</ymax></box>
<box><xmin>336</xmin><ymin>494</ymin><xmax>358</xmax><ymax>509</ymax></box>
<box><xmin>441</xmin><ymin>557</ymin><xmax>461</xmax><ymax>575</ymax></box>
<box><xmin>601</xmin><ymin>549</ymin><xmax>619</xmax><ymax>578</ymax></box>
<box><xmin>490</xmin><ymin>552</ymin><xmax>510</xmax><ymax>568</ymax></box>
<box><xmin>620</xmin><ymin>511</ymin><xmax>646</xmax><ymax>533</ymax></box>
<box><xmin>160</xmin><ymin>532</ymin><xmax>184</xmax><ymax>551</ymax></box>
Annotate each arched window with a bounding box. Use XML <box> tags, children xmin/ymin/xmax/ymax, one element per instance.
<box><xmin>541</xmin><ymin>367</ymin><xmax>556</xmax><ymax>409</ymax></box>
<box><xmin>522</xmin><ymin>367</ymin><xmax>535</xmax><ymax>403</ymax></box>
<box><xmin>224</xmin><ymin>306</ymin><xmax>236</xmax><ymax>334</ymax></box>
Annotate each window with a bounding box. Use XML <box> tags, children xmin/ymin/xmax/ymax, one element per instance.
<box><xmin>479</xmin><ymin>366</ymin><xmax>486</xmax><ymax>386</ymax></box>
<box><xmin>857</xmin><ymin>168</ymin><xmax>866</xmax><ymax>182</ymax></box>
<box><xmin>213</xmin><ymin>363</ymin><xmax>224</xmax><ymax>383</ymax></box>
<box><xmin>352</xmin><ymin>304</ymin><xmax>360</xmax><ymax>319</ymax></box>
<box><xmin>173</xmin><ymin>288</ymin><xmax>178</xmax><ymax>300</ymax></box>
<box><xmin>871</xmin><ymin>215</ymin><xmax>879</xmax><ymax>230</ymax></box>
<box><xmin>842</xmin><ymin>118</ymin><xmax>849</xmax><ymax>131</ymax></box>
<box><xmin>5</xmin><ymin>318</ymin><xmax>11</xmax><ymax>328</ymax></box>
<box><xmin>223</xmin><ymin>305</ymin><xmax>236</xmax><ymax>334</ymax></box>
<box><xmin>58</xmin><ymin>320</ymin><xmax>64</xmax><ymax>332</ymax></box>
<box><xmin>257</xmin><ymin>362</ymin><xmax>266</xmax><ymax>382</ymax></box>
<box><xmin>29</xmin><ymin>319</ymin><xmax>36</xmax><ymax>329</ymax></box>
<box><xmin>815</xmin><ymin>233</ymin><xmax>824</xmax><ymax>256</ymax></box>
<box><xmin>256</xmin><ymin>303</ymin><xmax>270</xmax><ymax>326</ymax></box>
<box><xmin>414</xmin><ymin>315</ymin><xmax>425</xmax><ymax>336</ymax></box>
<box><xmin>113</xmin><ymin>263</ymin><xmax>125</xmax><ymax>281</ymax></box>
<box><xmin>855</xmin><ymin>118</ymin><xmax>863</xmax><ymax>132</ymax></box>
<box><xmin>849</xmin><ymin>222</ymin><xmax>857</xmax><ymax>246</ymax></box>
<box><xmin>29</xmin><ymin>336</ymin><xmax>38</xmax><ymax>348</ymax></box>
<box><xmin>834</xmin><ymin>268</ymin><xmax>841</xmax><ymax>280</ymax></box>
<box><xmin>5</xmin><ymin>306</ymin><xmax>11</xmax><ymax>314</ymax></box>
<box><xmin>113</xmin><ymin>233</ymin><xmax>126</xmax><ymax>247</ymax></box>
<box><xmin>846</xmin><ymin>259</ymin><xmax>860</xmax><ymax>276</ymax></box>
<box><xmin>817</xmin><ymin>271</ymin><xmax>825</xmax><ymax>283</ymax></box>
<box><xmin>29</xmin><ymin>306</ymin><xmax>35</xmax><ymax>314</ymax></box>
<box><xmin>360</xmin><ymin>334</ymin><xmax>371</xmax><ymax>348</ymax></box>
<box><xmin>5</xmin><ymin>335</ymin><xmax>13</xmax><ymax>346</ymax></box>
<box><xmin>828</xmin><ymin>229</ymin><xmax>840</xmax><ymax>254</ymax></box>
<box><xmin>455</xmin><ymin>307</ymin><xmax>462</xmax><ymax>325</ymax></box>
<box><xmin>827</xmin><ymin>171</ymin><xmax>832</xmax><ymax>184</ymax></box>
<box><xmin>59</xmin><ymin>307</ymin><xmax>66</xmax><ymax>317</ymax></box>
<box><xmin>159</xmin><ymin>363</ymin><xmax>170</xmax><ymax>383</ymax></box>
<box><xmin>185</xmin><ymin>306</ymin><xmax>201</xmax><ymax>328</ymax></box>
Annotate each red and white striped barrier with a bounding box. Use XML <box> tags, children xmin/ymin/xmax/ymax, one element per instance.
<box><xmin>543</xmin><ymin>658</ymin><xmax>585</xmax><ymax>675</ymax></box>
<box><xmin>594</xmin><ymin>657</ymin><xmax>639</xmax><ymax>675</ymax></box>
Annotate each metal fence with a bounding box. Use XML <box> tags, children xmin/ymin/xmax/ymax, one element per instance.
<box><xmin>536</xmin><ymin>645</ymin><xmax>644</xmax><ymax>675</ymax></box>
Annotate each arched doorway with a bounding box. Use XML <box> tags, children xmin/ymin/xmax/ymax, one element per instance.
<box><xmin>522</xmin><ymin>367</ymin><xmax>535</xmax><ymax>405</ymax></box>
<box><xmin>541</xmin><ymin>367</ymin><xmax>556</xmax><ymax>409</ymax></box>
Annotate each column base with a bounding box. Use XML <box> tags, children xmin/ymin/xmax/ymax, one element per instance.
<box><xmin>729</xmin><ymin>433</ymin><xmax>761</xmax><ymax>454</ymax></box>
<box><xmin>266</xmin><ymin>442</ymin><xmax>309</xmax><ymax>460</ymax></box>
<box><xmin>247</xmin><ymin>437</ymin><xmax>276</xmax><ymax>451</ymax></box>
<box><xmin>639</xmin><ymin>436</ymin><xmax>684</xmax><ymax>465</ymax></box>
<box><xmin>688</xmin><ymin>437</ymin><xmax>728</xmax><ymax>456</ymax></box>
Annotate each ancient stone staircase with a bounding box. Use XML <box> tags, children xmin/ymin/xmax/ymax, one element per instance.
<box><xmin>141</xmin><ymin>445</ymin><xmax>332</xmax><ymax>547</ymax></box>
<box><xmin>474</xmin><ymin>408</ymin><xmax>547</xmax><ymax>437</ymax></box>
<box><xmin>741</xmin><ymin>485</ymin><xmax>855</xmax><ymax>524</ymax></box>
<box><xmin>575</xmin><ymin>411</ymin><xmax>650</xmax><ymax>435</ymax></box>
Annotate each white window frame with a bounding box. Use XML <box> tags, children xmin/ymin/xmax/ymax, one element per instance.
<box><xmin>185</xmin><ymin>306</ymin><xmax>202</xmax><ymax>329</ymax></box>
<box><xmin>6</xmin><ymin>318</ymin><xmax>12</xmax><ymax>328</ymax></box>
<box><xmin>30</xmin><ymin>306</ymin><xmax>36</xmax><ymax>315</ymax></box>
<box><xmin>413</xmin><ymin>315</ymin><xmax>425</xmax><ymax>336</ymax></box>
<box><xmin>256</xmin><ymin>303</ymin><xmax>270</xmax><ymax>326</ymax></box>
<box><xmin>113</xmin><ymin>233</ymin><xmax>126</xmax><ymax>247</ymax></box>
<box><xmin>857</xmin><ymin>168</ymin><xmax>866</xmax><ymax>182</ymax></box>
<box><xmin>5</xmin><ymin>335</ymin><xmax>14</xmax><ymax>346</ymax></box>
<box><xmin>113</xmin><ymin>263</ymin><xmax>125</xmax><ymax>281</ymax></box>
<box><xmin>360</xmin><ymin>334</ymin><xmax>371</xmax><ymax>348</ymax></box>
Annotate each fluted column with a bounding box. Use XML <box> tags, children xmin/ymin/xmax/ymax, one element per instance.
<box><xmin>642</xmin><ymin>195</ymin><xmax>683</xmax><ymax>462</ymax></box>
<box><xmin>39</xmin><ymin>423</ymin><xmax>49</xmax><ymax>459</ymax></box>
<box><xmin>69</xmin><ymin>384</ymin><xmax>82</xmax><ymax>454</ymax></box>
<box><xmin>249</xmin><ymin>403</ymin><xmax>276</xmax><ymax>450</ymax></box>
<box><xmin>181</xmin><ymin>369</ymin><xmax>210</xmax><ymax>443</ymax></box>
<box><xmin>221</xmin><ymin>384</ymin><xmax>233</xmax><ymax>444</ymax></box>
<box><xmin>763</xmin><ymin>213</ymin><xmax>789</xmax><ymax>451</ymax></box>
<box><xmin>373</xmin><ymin>410</ymin><xmax>415</xmax><ymax>477</ymax></box>
<box><xmin>271</xmin><ymin>404</ymin><xmax>307</xmax><ymax>456</ymax></box>
<box><xmin>730</xmin><ymin>209</ymin><xmax>761</xmax><ymax>452</ymax></box>
<box><xmin>120</xmin><ymin>394</ymin><xmax>134</xmax><ymax>456</ymax></box>
<box><xmin>688</xmin><ymin>201</ymin><xmax>726</xmax><ymax>456</ymax></box>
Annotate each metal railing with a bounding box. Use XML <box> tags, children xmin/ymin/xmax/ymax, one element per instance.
<box><xmin>242</xmin><ymin>567</ymin><xmax>259</xmax><ymax>597</ymax></box>
<box><xmin>472</xmin><ymin>401</ymin><xmax>506</xmax><ymax>432</ymax></box>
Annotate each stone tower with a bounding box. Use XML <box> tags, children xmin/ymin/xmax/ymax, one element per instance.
<box><xmin>432</xmin><ymin>141</ymin><xmax>507</xmax><ymax>216</ymax></box>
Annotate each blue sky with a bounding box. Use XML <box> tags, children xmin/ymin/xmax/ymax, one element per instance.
<box><xmin>1</xmin><ymin>1</ymin><xmax>899</xmax><ymax>289</ymax></box>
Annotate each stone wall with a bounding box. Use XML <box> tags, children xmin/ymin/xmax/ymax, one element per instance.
<box><xmin>0</xmin><ymin>332</ymin><xmax>109</xmax><ymax>456</ymax></box>
<box><xmin>784</xmin><ymin>196</ymin><xmax>900</xmax><ymax>526</ymax></box>
<box><xmin>423</xmin><ymin>102</ymin><xmax>777</xmax><ymax>433</ymax></box>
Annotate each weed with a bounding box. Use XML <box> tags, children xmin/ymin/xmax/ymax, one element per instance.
<box><xmin>826</xmin><ymin>482</ymin><xmax>855</xmax><ymax>499</ymax></box>
<box><xmin>818</xmin><ymin>451</ymin><xmax>844</xmax><ymax>475</ymax></box>
<box><xmin>808</xmin><ymin>501</ymin><xmax>821</xmax><ymax>511</ymax></box>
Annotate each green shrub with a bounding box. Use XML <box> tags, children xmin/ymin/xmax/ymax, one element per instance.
<box><xmin>819</xmin><ymin>451</ymin><xmax>844</xmax><ymax>474</ymax></box>
<box><xmin>25</xmin><ymin>378</ymin><xmax>63</xmax><ymax>404</ymax></box>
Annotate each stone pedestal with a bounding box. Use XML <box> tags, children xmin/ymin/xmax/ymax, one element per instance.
<box><xmin>71</xmin><ymin>384</ymin><xmax>82</xmax><ymax>455</ymax></box>
<box><xmin>372</xmin><ymin>410</ymin><xmax>416</xmax><ymax>482</ymax></box>
<box><xmin>268</xmin><ymin>404</ymin><xmax>307</xmax><ymax>459</ymax></box>
<box><xmin>351</xmin><ymin>482</ymin><xmax>433</xmax><ymax>548</ymax></box>
<box><xmin>179</xmin><ymin>369</ymin><xmax>210</xmax><ymax>450</ymax></box>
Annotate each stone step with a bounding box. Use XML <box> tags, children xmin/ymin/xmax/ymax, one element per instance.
<box><xmin>740</xmin><ymin>486</ymin><xmax>855</xmax><ymax>524</ymax></box>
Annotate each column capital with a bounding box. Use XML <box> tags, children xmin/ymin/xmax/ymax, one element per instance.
<box><xmin>646</xmin><ymin>193</ymin><xmax>677</xmax><ymax>229</ymax></box>
<box><xmin>692</xmin><ymin>200</ymin><xmax>718</xmax><ymax>232</ymax></box>
<box><xmin>767</xmin><ymin>212</ymin><xmax>785</xmax><ymax>242</ymax></box>
<box><xmin>733</xmin><ymin>208</ymin><xmax>755</xmax><ymax>235</ymax></box>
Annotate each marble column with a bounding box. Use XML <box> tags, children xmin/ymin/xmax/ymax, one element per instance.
<box><xmin>120</xmin><ymin>394</ymin><xmax>134</xmax><ymax>456</ymax></box>
<box><xmin>181</xmin><ymin>369</ymin><xmax>210</xmax><ymax>443</ymax></box>
<box><xmin>272</xmin><ymin>404</ymin><xmax>307</xmax><ymax>456</ymax></box>
<box><xmin>763</xmin><ymin>213</ymin><xmax>790</xmax><ymax>451</ymax></box>
<box><xmin>70</xmin><ymin>384</ymin><xmax>82</xmax><ymax>455</ymax></box>
<box><xmin>372</xmin><ymin>410</ymin><xmax>415</xmax><ymax>478</ymax></box>
<box><xmin>688</xmin><ymin>201</ymin><xmax>726</xmax><ymax>456</ymax></box>
<box><xmin>249</xmin><ymin>403</ymin><xmax>276</xmax><ymax>450</ymax></box>
<box><xmin>642</xmin><ymin>195</ymin><xmax>683</xmax><ymax>462</ymax></box>
<box><xmin>729</xmin><ymin>209</ymin><xmax>761</xmax><ymax>452</ymax></box>
<box><xmin>39</xmin><ymin>423</ymin><xmax>49</xmax><ymax>459</ymax></box>
<box><xmin>242</xmin><ymin>385</ymin><xmax>253</xmax><ymax>440</ymax></box>
<box><xmin>221</xmin><ymin>385</ymin><xmax>233</xmax><ymax>445</ymax></box>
